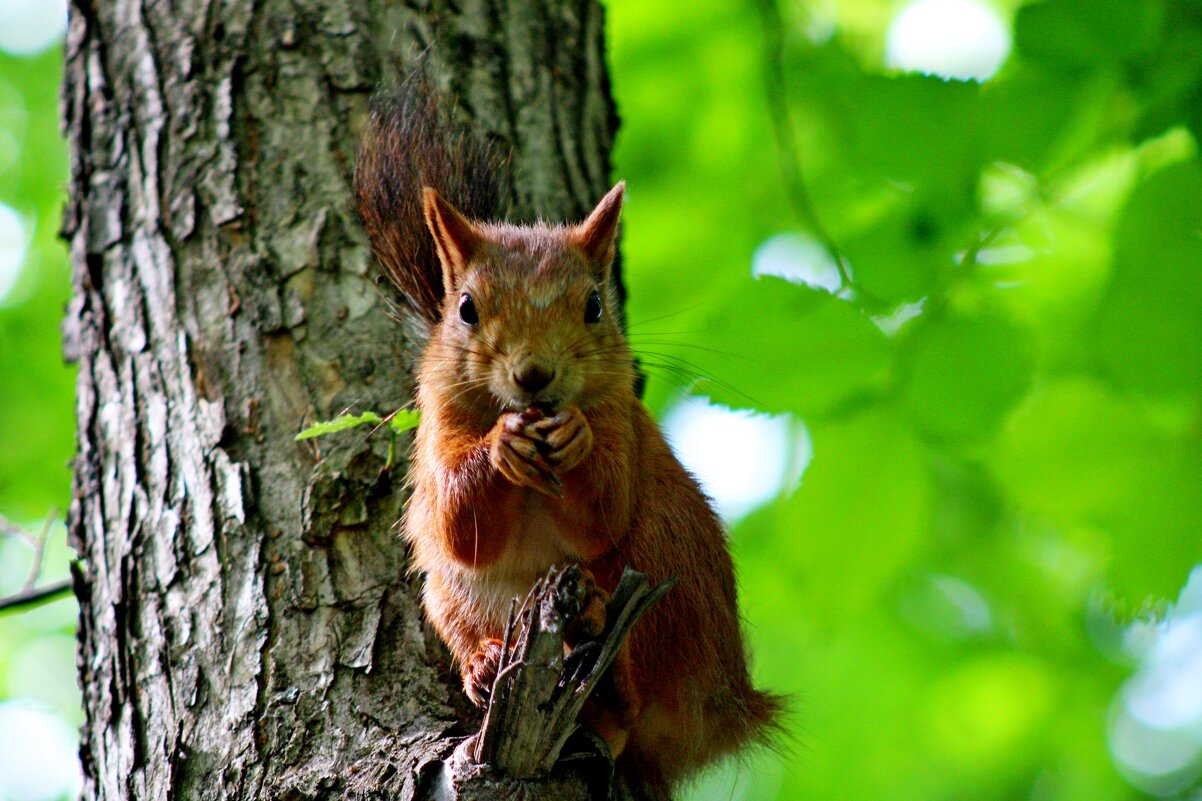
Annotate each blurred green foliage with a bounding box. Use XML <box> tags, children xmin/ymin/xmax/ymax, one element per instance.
<box><xmin>4</xmin><ymin>0</ymin><xmax>1202</xmax><ymax>799</ymax></box>
<box><xmin>0</xmin><ymin>39</ymin><xmax>80</xmax><ymax>801</ymax></box>
<box><xmin>607</xmin><ymin>0</ymin><xmax>1202</xmax><ymax>798</ymax></box>
<box><xmin>0</xmin><ymin>47</ymin><xmax>73</xmax><ymax>521</ymax></box>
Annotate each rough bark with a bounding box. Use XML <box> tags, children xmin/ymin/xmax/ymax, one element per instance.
<box><xmin>61</xmin><ymin>0</ymin><xmax>623</xmax><ymax>798</ymax></box>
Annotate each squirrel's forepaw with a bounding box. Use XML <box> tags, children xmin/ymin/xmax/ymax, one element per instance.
<box><xmin>532</xmin><ymin>406</ymin><xmax>593</xmax><ymax>474</ymax></box>
<box><xmin>490</xmin><ymin>414</ymin><xmax>563</xmax><ymax>498</ymax></box>
<box><xmin>462</xmin><ymin>637</ymin><xmax>506</xmax><ymax>707</ymax></box>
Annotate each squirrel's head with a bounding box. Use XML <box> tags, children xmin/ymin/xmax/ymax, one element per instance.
<box><xmin>420</xmin><ymin>183</ymin><xmax>633</xmax><ymax>415</ymax></box>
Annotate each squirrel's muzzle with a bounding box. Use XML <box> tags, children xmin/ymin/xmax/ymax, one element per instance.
<box><xmin>513</xmin><ymin>363</ymin><xmax>555</xmax><ymax>394</ymax></box>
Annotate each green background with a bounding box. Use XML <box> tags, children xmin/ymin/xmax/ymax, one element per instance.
<box><xmin>3</xmin><ymin>0</ymin><xmax>1202</xmax><ymax>799</ymax></box>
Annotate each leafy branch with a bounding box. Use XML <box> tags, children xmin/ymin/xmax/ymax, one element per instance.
<box><xmin>294</xmin><ymin>409</ymin><xmax>421</xmax><ymax>440</ymax></box>
<box><xmin>295</xmin><ymin>408</ymin><xmax>421</xmax><ymax>468</ymax></box>
<box><xmin>753</xmin><ymin>0</ymin><xmax>854</xmax><ymax>292</ymax></box>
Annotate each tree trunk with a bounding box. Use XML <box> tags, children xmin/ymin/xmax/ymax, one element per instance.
<box><xmin>61</xmin><ymin>0</ymin><xmax>622</xmax><ymax>798</ymax></box>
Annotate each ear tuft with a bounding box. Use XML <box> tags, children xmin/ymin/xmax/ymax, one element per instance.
<box><xmin>571</xmin><ymin>182</ymin><xmax>625</xmax><ymax>274</ymax></box>
<box><xmin>423</xmin><ymin>188</ymin><xmax>482</xmax><ymax>292</ymax></box>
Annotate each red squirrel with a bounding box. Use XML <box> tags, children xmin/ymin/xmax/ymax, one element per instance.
<box><xmin>355</xmin><ymin>83</ymin><xmax>781</xmax><ymax>793</ymax></box>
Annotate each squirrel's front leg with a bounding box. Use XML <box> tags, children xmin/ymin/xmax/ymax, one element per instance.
<box><xmin>531</xmin><ymin>405</ymin><xmax>632</xmax><ymax>558</ymax></box>
<box><xmin>429</xmin><ymin>409</ymin><xmax>583</xmax><ymax>567</ymax></box>
<box><xmin>488</xmin><ymin>409</ymin><xmax>563</xmax><ymax>498</ymax></box>
<box><xmin>530</xmin><ymin>406</ymin><xmax>594</xmax><ymax>474</ymax></box>
<box><xmin>426</xmin><ymin>412</ymin><xmax>553</xmax><ymax>568</ymax></box>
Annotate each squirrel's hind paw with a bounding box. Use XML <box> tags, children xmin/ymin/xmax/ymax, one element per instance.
<box><xmin>462</xmin><ymin>637</ymin><xmax>505</xmax><ymax>707</ymax></box>
<box><xmin>559</xmin><ymin>565</ymin><xmax>609</xmax><ymax>646</ymax></box>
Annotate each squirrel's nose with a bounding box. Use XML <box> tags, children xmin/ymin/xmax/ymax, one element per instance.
<box><xmin>513</xmin><ymin>364</ymin><xmax>555</xmax><ymax>394</ymax></box>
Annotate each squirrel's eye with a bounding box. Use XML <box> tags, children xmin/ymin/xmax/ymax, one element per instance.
<box><xmin>584</xmin><ymin>290</ymin><xmax>603</xmax><ymax>324</ymax></box>
<box><xmin>458</xmin><ymin>293</ymin><xmax>479</xmax><ymax>325</ymax></box>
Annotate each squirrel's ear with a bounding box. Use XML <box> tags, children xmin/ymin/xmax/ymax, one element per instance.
<box><xmin>423</xmin><ymin>188</ymin><xmax>482</xmax><ymax>291</ymax></box>
<box><xmin>571</xmin><ymin>181</ymin><xmax>624</xmax><ymax>277</ymax></box>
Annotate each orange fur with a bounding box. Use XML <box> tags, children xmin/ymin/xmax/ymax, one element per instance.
<box><xmin>393</xmin><ymin>184</ymin><xmax>782</xmax><ymax>793</ymax></box>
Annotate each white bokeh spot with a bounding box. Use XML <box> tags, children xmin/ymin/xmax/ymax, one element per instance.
<box><xmin>663</xmin><ymin>398</ymin><xmax>808</xmax><ymax>522</ymax></box>
<box><xmin>752</xmin><ymin>233</ymin><xmax>843</xmax><ymax>293</ymax></box>
<box><xmin>1123</xmin><ymin>613</ymin><xmax>1202</xmax><ymax>729</ymax></box>
<box><xmin>1109</xmin><ymin>566</ymin><xmax>1202</xmax><ymax>792</ymax></box>
<box><xmin>0</xmin><ymin>0</ymin><xmax>67</xmax><ymax>56</ymax></box>
<box><xmin>0</xmin><ymin>702</ymin><xmax>83</xmax><ymax>801</ymax></box>
<box><xmin>885</xmin><ymin>0</ymin><xmax>1011</xmax><ymax>82</ymax></box>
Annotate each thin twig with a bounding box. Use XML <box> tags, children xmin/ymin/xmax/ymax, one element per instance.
<box><xmin>753</xmin><ymin>0</ymin><xmax>853</xmax><ymax>291</ymax></box>
<box><xmin>23</xmin><ymin>511</ymin><xmax>57</xmax><ymax>591</ymax></box>
<box><xmin>0</xmin><ymin>579</ymin><xmax>73</xmax><ymax>614</ymax></box>
<box><xmin>0</xmin><ymin>511</ymin><xmax>71</xmax><ymax>613</ymax></box>
<box><xmin>0</xmin><ymin>513</ymin><xmax>35</xmax><ymax>545</ymax></box>
<box><xmin>924</xmin><ymin>228</ymin><xmax>1004</xmax><ymax>320</ymax></box>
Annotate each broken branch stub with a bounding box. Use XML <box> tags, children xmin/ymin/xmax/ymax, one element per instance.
<box><xmin>431</xmin><ymin>565</ymin><xmax>675</xmax><ymax>799</ymax></box>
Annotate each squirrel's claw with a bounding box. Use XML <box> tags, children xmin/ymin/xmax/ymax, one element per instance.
<box><xmin>531</xmin><ymin>469</ymin><xmax>564</xmax><ymax>500</ymax></box>
<box><xmin>562</xmin><ymin>639</ymin><xmax>602</xmax><ymax>686</ymax></box>
<box><xmin>463</xmin><ymin>638</ymin><xmax>505</xmax><ymax>707</ymax></box>
<box><xmin>490</xmin><ymin>412</ymin><xmax>564</xmax><ymax>498</ymax></box>
<box><xmin>531</xmin><ymin>406</ymin><xmax>593</xmax><ymax>474</ymax></box>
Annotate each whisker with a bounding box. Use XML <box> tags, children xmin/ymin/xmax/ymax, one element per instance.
<box><xmin>625</xmin><ymin>302</ymin><xmax>708</xmax><ymax>330</ymax></box>
<box><xmin>442</xmin><ymin>378</ymin><xmax>494</xmax><ymax>408</ymax></box>
<box><xmin>633</xmin><ymin>356</ymin><xmax>761</xmax><ymax>407</ymax></box>
<box><xmin>626</xmin><ymin>340</ymin><xmax>755</xmax><ymax>361</ymax></box>
<box><xmin>624</xmin><ymin>329</ymin><xmax>707</xmax><ymax>337</ymax></box>
<box><xmin>329</xmin><ymin>395</ymin><xmax>371</xmax><ymax>419</ymax></box>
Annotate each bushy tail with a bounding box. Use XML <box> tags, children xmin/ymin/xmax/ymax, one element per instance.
<box><xmin>354</xmin><ymin>75</ymin><xmax>512</xmax><ymax>325</ymax></box>
<box><xmin>745</xmin><ymin>686</ymin><xmax>790</xmax><ymax>746</ymax></box>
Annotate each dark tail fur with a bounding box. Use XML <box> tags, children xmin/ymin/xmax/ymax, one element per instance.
<box><xmin>354</xmin><ymin>76</ymin><xmax>512</xmax><ymax>325</ymax></box>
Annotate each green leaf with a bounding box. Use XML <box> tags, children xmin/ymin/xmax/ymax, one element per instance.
<box><xmin>981</xmin><ymin>67</ymin><xmax>1114</xmax><ymax>175</ymax></box>
<box><xmin>782</xmin><ymin>60</ymin><xmax>988</xmax><ymax>307</ymax></box>
<box><xmin>736</xmin><ymin>406</ymin><xmax>930</xmax><ymax>624</ymax></box>
<box><xmin>294</xmin><ymin>410</ymin><xmax>412</xmax><ymax>441</ymax></box>
<box><xmin>846</xmin><ymin>74</ymin><xmax>982</xmax><ymax>199</ymax></box>
<box><xmin>899</xmin><ymin>313</ymin><xmax>1033</xmax><ymax>442</ymax></box>
<box><xmin>1131</xmin><ymin>20</ymin><xmax>1202</xmax><ymax>141</ymax></box>
<box><xmin>1088</xmin><ymin>158</ymin><xmax>1202</xmax><ymax>397</ymax></box>
<box><xmin>684</xmin><ymin>276</ymin><xmax>890</xmax><ymax>417</ymax></box>
<box><xmin>831</xmin><ymin>75</ymin><xmax>983</xmax><ymax>306</ymax></box>
<box><xmin>991</xmin><ymin>378</ymin><xmax>1167</xmax><ymax>520</ymax></box>
<box><xmin>989</xmin><ymin>378</ymin><xmax>1202</xmax><ymax>602</ymax></box>
<box><xmin>1015</xmin><ymin>0</ymin><xmax>1163</xmax><ymax>67</ymax></box>
<box><xmin>1106</xmin><ymin>443</ymin><xmax>1202</xmax><ymax>607</ymax></box>
<box><xmin>388</xmin><ymin>409</ymin><xmax>422</xmax><ymax>434</ymax></box>
<box><xmin>839</xmin><ymin>200</ymin><xmax>958</xmax><ymax>305</ymax></box>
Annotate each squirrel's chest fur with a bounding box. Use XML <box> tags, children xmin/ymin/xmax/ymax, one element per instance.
<box><xmin>412</xmin><ymin>483</ymin><xmax>576</xmax><ymax>637</ymax></box>
<box><xmin>460</xmin><ymin>493</ymin><xmax>573</xmax><ymax>628</ymax></box>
